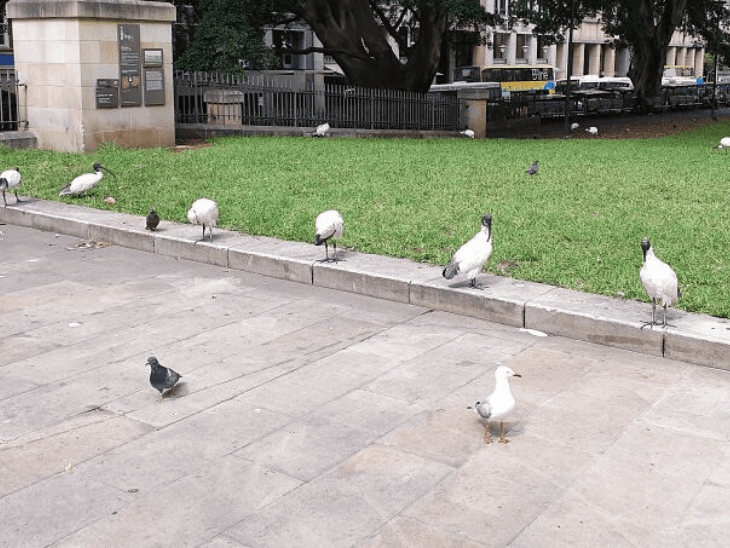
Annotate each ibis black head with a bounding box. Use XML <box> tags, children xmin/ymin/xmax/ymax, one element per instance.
<box><xmin>94</xmin><ymin>163</ymin><xmax>117</xmax><ymax>178</ymax></box>
<box><xmin>641</xmin><ymin>237</ymin><xmax>651</xmax><ymax>259</ymax></box>
<box><xmin>481</xmin><ymin>213</ymin><xmax>492</xmax><ymax>229</ymax></box>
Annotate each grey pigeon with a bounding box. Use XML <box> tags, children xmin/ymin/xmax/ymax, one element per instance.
<box><xmin>146</xmin><ymin>356</ymin><xmax>182</xmax><ymax>402</ymax></box>
<box><xmin>146</xmin><ymin>208</ymin><xmax>160</xmax><ymax>231</ymax></box>
<box><xmin>526</xmin><ymin>161</ymin><xmax>539</xmax><ymax>175</ymax></box>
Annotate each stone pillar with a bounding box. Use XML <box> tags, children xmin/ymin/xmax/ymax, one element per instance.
<box><xmin>588</xmin><ymin>44</ymin><xmax>601</xmax><ymax>75</ymax></box>
<box><xmin>666</xmin><ymin>47</ymin><xmax>677</xmax><ymax>67</ymax></box>
<box><xmin>7</xmin><ymin>0</ymin><xmax>176</xmax><ymax>152</ymax></box>
<box><xmin>573</xmin><ymin>43</ymin><xmax>585</xmax><ymax>76</ymax></box>
<box><xmin>602</xmin><ymin>46</ymin><xmax>615</xmax><ymax>77</ymax></box>
<box><xmin>507</xmin><ymin>32</ymin><xmax>517</xmax><ymax>65</ymax></box>
<box><xmin>695</xmin><ymin>48</ymin><xmax>704</xmax><ymax>80</ymax></box>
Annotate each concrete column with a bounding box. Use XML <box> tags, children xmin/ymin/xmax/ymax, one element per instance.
<box><xmin>573</xmin><ymin>43</ymin><xmax>585</xmax><ymax>76</ymax></box>
<box><xmin>666</xmin><ymin>47</ymin><xmax>677</xmax><ymax>67</ymax></box>
<box><xmin>588</xmin><ymin>44</ymin><xmax>601</xmax><ymax>75</ymax></box>
<box><xmin>616</xmin><ymin>48</ymin><xmax>631</xmax><ymax>77</ymax></box>
<box><xmin>695</xmin><ymin>48</ymin><xmax>704</xmax><ymax>80</ymax></box>
<box><xmin>507</xmin><ymin>32</ymin><xmax>517</xmax><ymax>64</ymax></box>
<box><xmin>602</xmin><ymin>46</ymin><xmax>615</xmax><ymax>77</ymax></box>
<box><xmin>677</xmin><ymin>47</ymin><xmax>686</xmax><ymax>66</ymax></box>
<box><xmin>529</xmin><ymin>34</ymin><xmax>538</xmax><ymax>64</ymax></box>
<box><xmin>7</xmin><ymin>0</ymin><xmax>176</xmax><ymax>152</ymax></box>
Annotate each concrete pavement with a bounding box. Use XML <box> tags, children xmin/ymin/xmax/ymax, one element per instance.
<box><xmin>1</xmin><ymin>220</ymin><xmax>730</xmax><ymax>546</ymax></box>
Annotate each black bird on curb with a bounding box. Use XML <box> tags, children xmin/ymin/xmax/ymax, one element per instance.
<box><xmin>146</xmin><ymin>357</ymin><xmax>182</xmax><ymax>402</ymax></box>
<box><xmin>526</xmin><ymin>161</ymin><xmax>539</xmax><ymax>175</ymax></box>
<box><xmin>146</xmin><ymin>208</ymin><xmax>160</xmax><ymax>231</ymax></box>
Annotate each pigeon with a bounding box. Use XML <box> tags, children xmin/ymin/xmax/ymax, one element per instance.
<box><xmin>526</xmin><ymin>161</ymin><xmax>539</xmax><ymax>175</ymax></box>
<box><xmin>461</xmin><ymin>129</ymin><xmax>475</xmax><ymax>138</ymax></box>
<box><xmin>315</xmin><ymin>209</ymin><xmax>344</xmax><ymax>262</ymax></box>
<box><xmin>146</xmin><ymin>357</ymin><xmax>182</xmax><ymax>402</ymax></box>
<box><xmin>146</xmin><ymin>208</ymin><xmax>160</xmax><ymax>231</ymax></box>
<box><xmin>187</xmin><ymin>198</ymin><xmax>219</xmax><ymax>241</ymax></box>
<box><xmin>443</xmin><ymin>213</ymin><xmax>493</xmax><ymax>289</ymax></box>
<box><xmin>59</xmin><ymin>163</ymin><xmax>116</xmax><ymax>197</ymax></box>
<box><xmin>0</xmin><ymin>167</ymin><xmax>21</xmax><ymax>206</ymax></box>
<box><xmin>586</xmin><ymin>126</ymin><xmax>598</xmax><ymax>136</ymax></box>
<box><xmin>639</xmin><ymin>237</ymin><xmax>680</xmax><ymax>328</ymax></box>
<box><xmin>470</xmin><ymin>366</ymin><xmax>521</xmax><ymax>444</ymax></box>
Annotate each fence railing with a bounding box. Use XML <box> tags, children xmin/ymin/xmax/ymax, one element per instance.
<box><xmin>0</xmin><ymin>69</ymin><xmax>21</xmax><ymax>131</ymax></box>
<box><xmin>174</xmin><ymin>71</ymin><xmax>462</xmax><ymax>131</ymax></box>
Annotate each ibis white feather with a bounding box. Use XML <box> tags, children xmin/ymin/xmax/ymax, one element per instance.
<box><xmin>719</xmin><ymin>137</ymin><xmax>730</xmax><ymax>150</ymax></box>
<box><xmin>60</xmin><ymin>163</ymin><xmax>115</xmax><ymax>197</ymax></box>
<box><xmin>313</xmin><ymin>123</ymin><xmax>330</xmax><ymax>137</ymax></box>
<box><xmin>314</xmin><ymin>209</ymin><xmax>343</xmax><ymax>262</ymax></box>
<box><xmin>460</xmin><ymin>129</ymin><xmax>475</xmax><ymax>138</ymax></box>
<box><xmin>187</xmin><ymin>198</ymin><xmax>219</xmax><ymax>241</ymax></box>
<box><xmin>586</xmin><ymin>126</ymin><xmax>598</xmax><ymax>136</ymax></box>
<box><xmin>0</xmin><ymin>166</ymin><xmax>21</xmax><ymax>206</ymax></box>
<box><xmin>443</xmin><ymin>213</ymin><xmax>493</xmax><ymax>289</ymax></box>
<box><xmin>639</xmin><ymin>238</ymin><xmax>679</xmax><ymax>327</ymax></box>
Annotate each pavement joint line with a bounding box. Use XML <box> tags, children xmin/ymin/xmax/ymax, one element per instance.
<box><xmin>2</xmin><ymin>198</ymin><xmax>730</xmax><ymax>370</ymax></box>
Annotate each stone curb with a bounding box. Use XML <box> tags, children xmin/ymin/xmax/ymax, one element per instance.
<box><xmin>2</xmin><ymin>198</ymin><xmax>730</xmax><ymax>370</ymax></box>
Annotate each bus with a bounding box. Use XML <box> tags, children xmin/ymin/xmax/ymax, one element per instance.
<box><xmin>452</xmin><ymin>65</ymin><xmax>556</xmax><ymax>98</ymax></box>
<box><xmin>662</xmin><ymin>65</ymin><xmax>702</xmax><ymax>85</ymax></box>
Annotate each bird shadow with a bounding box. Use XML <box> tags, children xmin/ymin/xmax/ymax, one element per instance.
<box><xmin>162</xmin><ymin>382</ymin><xmax>188</xmax><ymax>400</ymax></box>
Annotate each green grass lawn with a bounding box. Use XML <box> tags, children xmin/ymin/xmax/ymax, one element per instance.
<box><xmin>3</xmin><ymin>123</ymin><xmax>730</xmax><ymax>317</ymax></box>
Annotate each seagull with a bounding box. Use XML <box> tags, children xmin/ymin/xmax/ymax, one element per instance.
<box><xmin>461</xmin><ymin>129</ymin><xmax>475</xmax><ymax>138</ymax></box>
<box><xmin>718</xmin><ymin>137</ymin><xmax>730</xmax><ymax>151</ymax></box>
<box><xmin>313</xmin><ymin>123</ymin><xmax>330</xmax><ymax>137</ymax></box>
<box><xmin>146</xmin><ymin>357</ymin><xmax>182</xmax><ymax>403</ymax></box>
<box><xmin>146</xmin><ymin>208</ymin><xmax>160</xmax><ymax>231</ymax></box>
<box><xmin>315</xmin><ymin>209</ymin><xmax>344</xmax><ymax>262</ymax></box>
<box><xmin>469</xmin><ymin>366</ymin><xmax>521</xmax><ymax>444</ymax></box>
<box><xmin>639</xmin><ymin>237</ymin><xmax>680</xmax><ymax>328</ymax></box>
<box><xmin>0</xmin><ymin>166</ymin><xmax>21</xmax><ymax>206</ymax></box>
<box><xmin>570</xmin><ymin>122</ymin><xmax>580</xmax><ymax>131</ymax></box>
<box><xmin>59</xmin><ymin>163</ymin><xmax>116</xmax><ymax>197</ymax></box>
<box><xmin>187</xmin><ymin>198</ymin><xmax>219</xmax><ymax>241</ymax></box>
<box><xmin>586</xmin><ymin>126</ymin><xmax>598</xmax><ymax>136</ymax></box>
<box><xmin>443</xmin><ymin>213</ymin><xmax>493</xmax><ymax>289</ymax></box>
<box><xmin>526</xmin><ymin>161</ymin><xmax>539</xmax><ymax>175</ymax></box>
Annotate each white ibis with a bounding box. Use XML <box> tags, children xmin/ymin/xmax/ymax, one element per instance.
<box><xmin>570</xmin><ymin>122</ymin><xmax>580</xmax><ymax>131</ymax></box>
<box><xmin>586</xmin><ymin>126</ymin><xmax>598</xmax><ymax>136</ymax></box>
<box><xmin>187</xmin><ymin>198</ymin><xmax>219</xmax><ymax>241</ymax></box>
<box><xmin>469</xmin><ymin>366</ymin><xmax>521</xmax><ymax>444</ymax></box>
<box><xmin>314</xmin><ymin>210</ymin><xmax>343</xmax><ymax>262</ymax></box>
<box><xmin>313</xmin><ymin>123</ymin><xmax>330</xmax><ymax>137</ymax></box>
<box><xmin>0</xmin><ymin>167</ymin><xmax>21</xmax><ymax>206</ymax></box>
<box><xmin>718</xmin><ymin>137</ymin><xmax>730</xmax><ymax>150</ymax></box>
<box><xmin>59</xmin><ymin>163</ymin><xmax>115</xmax><ymax>197</ymax></box>
<box><xmin>461</xmin><ymin>129</ymin><xmax>475</xmax><ymax>138</ymax></box>
<box><xmin>443</xmin><ymin>213</ymin><xmax>493</xmax><ymax>289</ymax></box>
<box><xmin>526</xmin><ymin>161</ymin><xmax>539</xmax><ymax>175</ymax></box>
<box><xmin>639</xmin><ymin>237</ymin><xmax>680</xmax><ymax>327</ymax></box>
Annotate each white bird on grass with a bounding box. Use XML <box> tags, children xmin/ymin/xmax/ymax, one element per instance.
<box><xmin>639</xmin><ymin>237</ymin><xmax>680</xmax><ymax>328</ymax></box>
<box><xmin>59</xmin><ymin>163</ymin><xmax>116</xmax><ymax>197</ymax></box>
<box><xmin>469</xmin><ymin>366</ymin><xmax>521</xmax><ymax>444</ymax></box>
<box><xmin>461</xmin><ymin>129</ymin><xmax>475</xmax><ymax>138</ymax></box>
<box><xmin>718</xmin><ymin>137</ymin><xmax>730</xmax><ymax>151</ymax></box>
<box><xmin>571</xmin><ymin>122</ymin><xmax>580</xmax><ymax>131</ymax></box>
<box><xmin>313</xmin><ymin>123</ymin><xmax>330</xmax><ymax>137</ymax></box>
<box><xmin>0</xmin><ymin>167</ymin><xmax>21</xmax><ymax>206</ymax></box>
<box><xmin>443</xmin><ymin>213</ymin><xmax>493</xmax><ymax>289</ymax></box>
<box><xmin>586</xmin><ymin>126</ymin><xmax>598</xmax><ymax>136</ymax></box>
<box><xmin>187</xmin><ymin>198</ymin><xmax>219</xmax><ymax>241</ymax></box>
<box><xmin>314</xmin><ymin>209</ymin><xmax>343</xmax><ymax>262</ymax></box>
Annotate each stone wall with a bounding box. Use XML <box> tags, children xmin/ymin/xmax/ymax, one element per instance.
<box><xmin>7</xmin><ymin>0</ymin><xmax>176</xmax><ymax>152</ymax></box>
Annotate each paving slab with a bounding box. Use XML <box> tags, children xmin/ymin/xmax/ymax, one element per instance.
<box><xmin>3</xmin><ymin>223</ymin><xmax>730</xmax><ymax>547</ymax></box>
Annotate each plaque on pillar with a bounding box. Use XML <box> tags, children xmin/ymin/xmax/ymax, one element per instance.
<box><xmin>96</xmin><ymin>79</ymin><xmax>119</xmax><ymax>109</ymax></box>
<box><xmin>119</xmin><ymin>24</ymin><xmax>142</xmax><ymax>107</ymax></box>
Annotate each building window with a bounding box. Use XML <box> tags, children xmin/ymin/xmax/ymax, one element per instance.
<box><xmin>494</xmin><ymin>33</ymin><xmax>508</xmax><ymax>60</ymax></box>
<box><xmin>516</xmin><ymin>34</ymin><xmax>527</xmax><ymax>61</ymax></box>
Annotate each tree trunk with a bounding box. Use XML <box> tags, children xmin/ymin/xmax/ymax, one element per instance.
<box><xmin>626</xmin><ymin>0</ymin><xmax>687</xmax><ymax>102</ymax></box>
<box><xmin>302</xmin><ymin>0</ymin><xmax>445</xmax><ymax>91</ymax></box>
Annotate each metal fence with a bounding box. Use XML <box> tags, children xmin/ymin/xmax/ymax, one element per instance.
<box><xmin>174</xmin><ymin>71</ymin><xmax>462</xmax><ymax>131</ymax></box>
<box><xmin>0</xmin><ymin>69</ymin><xmax>21</xmax><ymax>131</ymax></box>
